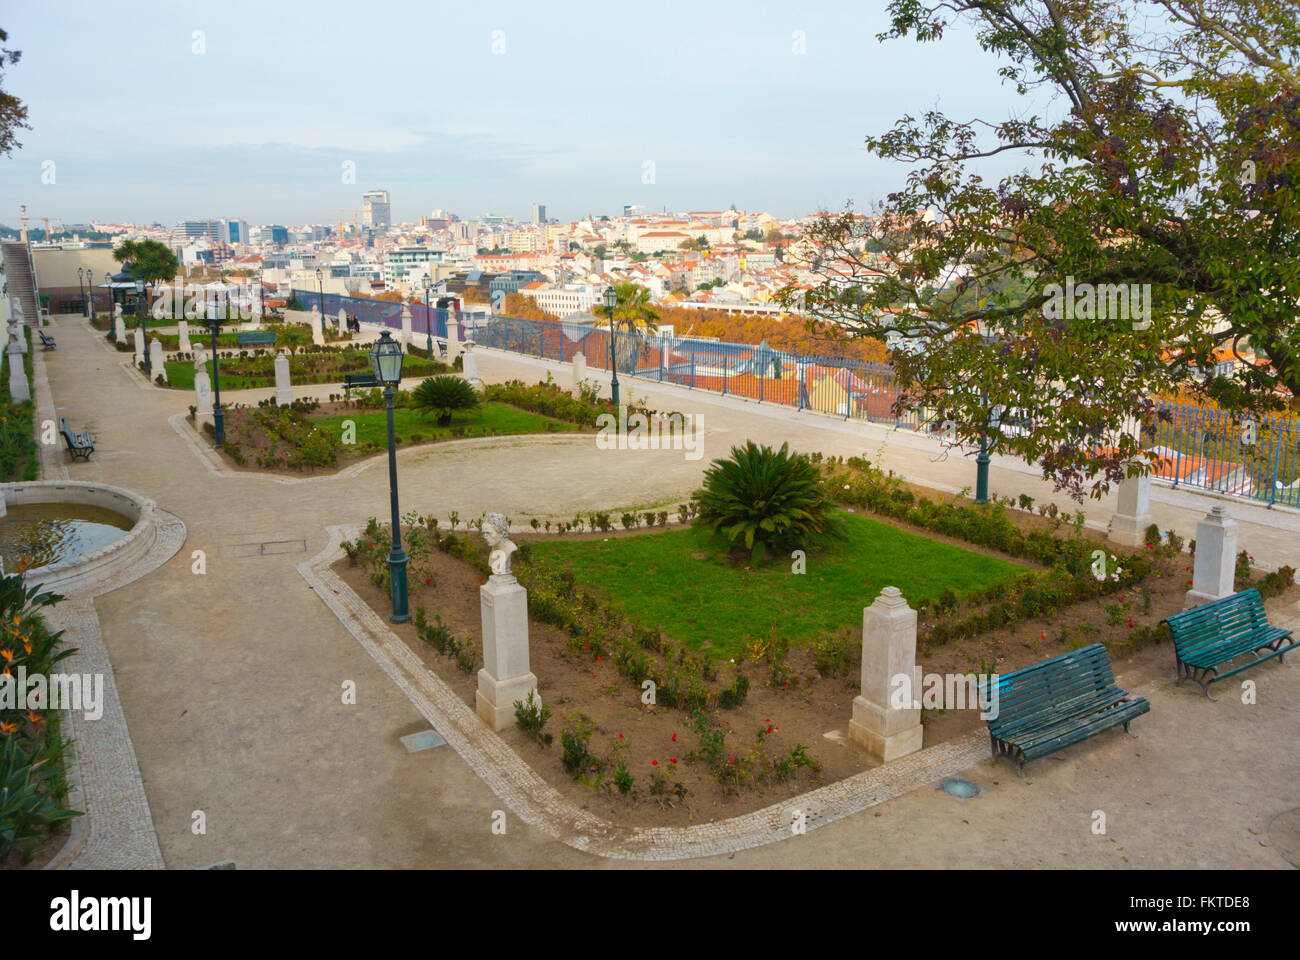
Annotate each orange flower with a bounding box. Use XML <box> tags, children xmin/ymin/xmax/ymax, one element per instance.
<box><xmin>25</xmin><ymin>710</ymin><xmax>42</xmax><ymax>724</ymax></box>
<box><xmin>0</xmin><ymin>649</ymin><xmax>13</xmax><ymax>663</ymax></box>
<box><xmin>0</xmin><ymin>721</ymin><xmax>17</xmax><ymax>737</ymax></box>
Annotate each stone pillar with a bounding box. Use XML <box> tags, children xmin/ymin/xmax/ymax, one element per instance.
<box><xmin>475</xmin><ymin>572</ymin><xmax>538</xmax><ymax>731</ymax></box>
<box><xmin>1107</xmin><ymin>466</ymin><xmax>1153</xmax><ymax>547</ymax></box>
<box><xmin>572</xmin><ymin>352</ymin><xmax>587</xmax><ymax>395</ymax></box>
<box><xmin>274</xmin><ymin>350</ymin><xmax>292</xmax><ymax>406</ymax></box>
<box><xmin>461</xmin><ymin>341</ymin><xmax>479</xmax><ymax>386</ymax></box>
<box><xmin>337</xmin><ymin>308</ymin><xmax>347</xmax><ymax>334</ymax></box>
<box><xmin>400</xmin><ymin>305</ymin><xmax>413</xmax><ymax>346</ymax></box>
<box><xmin>134</xmin><ymin>327</ymin><xmax>145</xmax><ymax>364</ymax></box>
<box><xmin>115</xmin><ymin>309</ymin><xmax>128</xmax><ymax>345</ymax></box>
<box><xmin>1185</xmin><ymin>506</ymin><xmax>1239</xmax><ymax>608</ymax></box>
<box><xmin>178</xmin><ymin>320</ymin><xmax>192</xmax><ymax>353</ymax></box>
<box><xmin>7</xmin><ymin>340</ymin><xmax>29</xmax><ymax>403</ymax></box>
<box><xmin>311</xmin><ymin>319</ymin><xmax>325</xmax><ymax>347</ymax></box>
<box><xmin>194</xmin><ymin>370</ymin><xmax>213</xmax><ymax>426</ymax></box>
<box><xmin>447</xmin><ymin>317</ymin><xmax>461</xmax><ymax>359</ymax></box>
<box><xmin>849</xmin><ymin>586</ymin><xmax>923</xmax><ymax>762</ymax></box>
<box><xmin>149</xmin><ymin>339</ymin><xmax>168</xmax><ymax>383</ymax></box>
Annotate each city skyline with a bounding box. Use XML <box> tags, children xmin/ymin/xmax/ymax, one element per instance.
<box><xmin>0</xmin><ymin>1</ymin><xmax>1041</xmax><ymax>226</ymax></box>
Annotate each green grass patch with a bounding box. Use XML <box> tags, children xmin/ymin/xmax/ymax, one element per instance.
<box><xmin>163</xmin><ymin>353</ymin><xmax>446</xmax><ymax>391</ymax></box>
<box><xmin>528</xmin><ymin>511</ymin><xmax>1025</xmax><ymax>659</ymax></box>
<box><xmin>312</xmin><ymin>401</ymin><xmax>583</xmax><ymax>447</ymax></box>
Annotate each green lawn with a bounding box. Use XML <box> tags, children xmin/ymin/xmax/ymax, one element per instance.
<box><xmin>528</xmin><ymin>511</ymin><xmax>1025</xmax><ymax>658</ymax></box>
<box><xmin>312</xmin><ymin>401</ymin><xmax>583</xmax><ymax>446</ymax></box>
<box><xmin>164</xmin><ymin>354</ymin><xmax>446</xmax><ymax>391</ymax></box>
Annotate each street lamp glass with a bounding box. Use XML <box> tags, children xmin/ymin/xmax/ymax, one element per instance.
<box><xmin>370</xmin><ymin>330</ymin><xmax>404</xmax><ymax>386</ymax></box>
<box><xmin>602</xmin><ymin>287</ymin><xmax>617</xmax><ymax>309</ymax></box>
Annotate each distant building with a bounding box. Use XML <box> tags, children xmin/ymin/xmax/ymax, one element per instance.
<box><xmin>362</xmin><ymin>190</ymin><xmax>391</xmax><ymax>231</ymax></box>
<box><xmin>623</xmin><ymin>204</ymin><xmax>647</xmax><ymax>217</ymax></box>
<box><xmin>173</xmin><ymin>219</ymin><xmax>221</xmax><ymax>243</ymax></box>
<box><xmin>263</xmin><ymin>225</ymin><xmax>289</xmax><ymax>246</ymax></box>
<box><xmin>531</xmin><ymin>203</ymin><xmax>546</xmax><ymax>225</ymax></box>
<box><xmin>221</xmin><ymin>219</ymin><xmax>249</xmax><ymax>244</ymax></box>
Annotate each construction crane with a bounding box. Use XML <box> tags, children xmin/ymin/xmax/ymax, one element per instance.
<box><xmin>324</xmin><ymin>209</ymin><xmax>361</xmax><ymax>241</ymax></box>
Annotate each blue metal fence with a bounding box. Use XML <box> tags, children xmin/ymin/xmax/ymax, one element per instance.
<box><xmin>293</xmin><ymin>290</ymin><xmax>1300</xmax><ymax>508</ymax></box>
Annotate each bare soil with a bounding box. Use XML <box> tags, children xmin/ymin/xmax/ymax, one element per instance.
<box><xmin>333</xmin><ymin>483</ymin><xmax>1298</xmax><ymax>827</ymax></box>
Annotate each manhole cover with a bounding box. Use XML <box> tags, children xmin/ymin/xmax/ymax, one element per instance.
<box><xmin>1268</xmin><ymin>807</ymin><xmax>1300</xmax><ymax>867</ymax></box>
<box><xmin>936</xmin><ymin>776</ymin><xmax>983</xmax><ymax>801</ymax></box>
<box><xmin>400</xmin><ymin>729</ymin><xmax>446</xmax><ymax>753</ymax></box>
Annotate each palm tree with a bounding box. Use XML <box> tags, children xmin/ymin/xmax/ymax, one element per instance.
<box><xmin>599</xmin><ymin>281</ymin><xmax>661</xmax><ymax>374</ymax></box>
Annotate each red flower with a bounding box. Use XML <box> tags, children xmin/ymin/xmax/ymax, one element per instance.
<box><xmin>651</xmin><ymin>760</ymin><xmax>658</xmax><ymax>766</ymax></box>
<box><xmin>618</xmin><ymin>733</ymin><xmax>624</xmax><ymax>739</ymax></box>
<box><xmin>423</xmin><ymin>578</ymin><xmax>431</xmax><ymax>585</ymax></box>
<box><xmin>767</xmin><ymin>726</ymin><xmax>773</xmax><ymax>734</ymax></box>
<box><xmin>671</xmin><ymin>732</ymin><xmax>676</xmax><ymax>742</ymax></box>
<box><xmin>596</xmin><ymin>656</ymin><xmax>603</xmax><ymax>661</ymax></box>
<box><xmin>669</xmin><ymin>758</ymin><xmax>678</xmax><ymax>764</ymax></box>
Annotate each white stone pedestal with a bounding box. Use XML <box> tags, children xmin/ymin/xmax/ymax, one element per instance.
<box><xmin>1108</xmin><ymin>468</ymin><xmax>1153</xmax><ymax>547</ymax></box>
<box><xmin>572</xmin><ymin>353</ymin><xmax>587</xmax><ymax>395</ymax></box>
<box><xmin>148</xmin><ymin>340</ymin><xmax>167</xmax><ymax>382</ymax></box>
<box><xmin>849</xmin><ymin>586</ymin><xmax>923</xmax><ymax>762</ymax></box>
<box><xmin>274</xmin><ymin>351</ymin><xmax>292</xmax><ymax>406</ymax></box>
<box><xmin>134</xmin><ymin>328</ymin><xmax>145</xmax><ymax>365</ymax></box>
<box><xmin>475</xmin><ymin>573</ymin><xmax>537</xmax><ymax>731</ymax></box>
<box><xmin>178</xmin><ymin>320</ymin><xmax>192</xmax><ymax>353</ymax></box>
<box><xmin>448</xmin><ymin>320</ymin><xmax>461</xmax><ymax>360</ymax></box>
<box><xmin>114</xmin><ymin>317</ymin><xmax>128</xmax><ymax>345</ymax></box>
<box><xmin>462</xmin><ymin>341</ymin><xmax>479</xmax><ymax>386</ymax></box>
<box><xmin>194</xmin><ymin>371</ymin><xmax>213</xmax><ymax>426</ymax></box>
<box><xmin>1186</xmin><ymin>506</ymin><xmax>1239</xmax><ymax>608</ymax></box>
<box><xmin>400</xmin><ymin>305</ymin><xmax>413</xmax><ymax>346</ymax></box>
<box><xmin>311</xmin><ymin>317</ymin><xmax>325</xmax><ymax>347</ymax></box>
<box><xmin>7</xmin><ymin>349</ymin><xmax>30</xmax><ymax>402</ymax></box>
<box><xmin>338</xmin><ymin>308</ymin><xmax>348</xmax><ymax>334</ymax></box>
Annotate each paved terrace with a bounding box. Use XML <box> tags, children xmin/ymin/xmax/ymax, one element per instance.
<box><xmin>34</xmin><ymin>314</ymin><xmax>1300</xmax><ymax>869</ymax></box>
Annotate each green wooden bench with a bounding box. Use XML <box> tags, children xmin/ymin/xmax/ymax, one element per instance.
<box><xmin>58</xmin><ymin>416</ymin><xmax>94</xmax><ymax>461</ymax></box>
<box><xmin>234</xmin><ymin>330</ymin><xmax>277</xmax><ymax>348</ymax></box>
<box><xmin>343</xmin><ymin>373</ymin><xmax>379</xmax><ymax>394</ymax></box>
<box><xmin>38</xmin><ymin>330</ymin><xmax>56</xmax><ymax>350</ymax></box>
<box><xmin>1162</xmin><ymin>589</ymin><xmax>1296</xmax><ymax>700</ymax></box>
<box><xmin>979</xmin><ymin>643</ymin><xmax>1149</xmax><ymax>776</ymax></box>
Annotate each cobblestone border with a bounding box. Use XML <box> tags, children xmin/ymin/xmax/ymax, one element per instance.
<box><xmin>42</xmin><ymin>509</ymin><xmax>187</xmax><ymax>870</ymax></box>
<box><xmin>302</xmin><ymin>524</ymin><xmax>989</xmax><ymax>861</ymax></box>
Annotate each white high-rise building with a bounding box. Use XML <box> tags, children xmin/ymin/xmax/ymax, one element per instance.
<box><xmin>362</xmin><ymin>190</ymin><xmax>391</xmax><ymax>230</ymax></box>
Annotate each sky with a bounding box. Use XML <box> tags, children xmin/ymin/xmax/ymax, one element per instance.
<box><xmin>0</xmin><ymin>0</ymin><xmax>1044</xmax><ymax>227</ymax></box>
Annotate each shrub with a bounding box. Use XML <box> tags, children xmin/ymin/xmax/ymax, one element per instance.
<box><xmin>411</xmin><ymin>375</ymin><xmax>480</xmax><ymax>426</ymax></box>
<box><xmin>559</xmin><ymin>717</ymin><xmax>595</xmax><ymax>777</ymax></box>
<box><xmin>693</xmin><ymin>441</ymin><xmax>839</xmax><ymax>563</ymax></box>
<box><xmin>513</xmin><ymin>691</ymin><xmax>553</xmax><ymax>747</ymax></box>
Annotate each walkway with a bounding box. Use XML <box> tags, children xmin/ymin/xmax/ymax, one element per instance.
<box><xmin>35</xmin><ymin>315</ymin><xmax>1300</xmax><ymax>868</ymax></box>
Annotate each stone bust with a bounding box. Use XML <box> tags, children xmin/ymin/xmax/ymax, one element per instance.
<box><xmin>482</xmin><ymin>512</ymin><xmax>517</xmax><ymax>577</ymax></box>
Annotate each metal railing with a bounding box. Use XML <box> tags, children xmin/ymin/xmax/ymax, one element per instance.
<box><xmin>293</xmin><ymin>291</ymin><xmax>1300</xmax><ymax>508</ymax></box>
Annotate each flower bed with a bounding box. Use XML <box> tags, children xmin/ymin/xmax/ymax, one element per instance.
<box><xmin>0</xmin><ymin>574</ymin><xmax>82</xmax><ymax>867</ymax></box>
<box><xmin>333</xmin><ymin>458</ymin><xmax>1297</xmax><ymax>826</ymax></box>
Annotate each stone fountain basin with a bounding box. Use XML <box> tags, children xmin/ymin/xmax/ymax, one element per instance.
<box><xmin>1</xmin><ymin>481</ymin><xmax>161</xmax><ymax>594</ymax></box>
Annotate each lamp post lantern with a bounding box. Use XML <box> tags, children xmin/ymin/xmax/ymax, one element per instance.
<box><xmin>315</xmin><ymin>268</ymin><xmax>325</xmax><ymax>334</ymax></box>
<box><xmin>371</xmin><ymin>330</ymin><xmax>409</xmax><ymax>622</ymax></box>
<box><xmin>137</xmin><ymin>279</ymin><xmax>152</xmax><ymax>376</ymax></box>
<box><xmin>602</xmin><ymin>286</ymin><xmax>620</xmax><ymax>407</ymax></box>
<box><xmin>77</xmin><ymin>268</ymin><xmax>86</xmax><ymax>317</ymax></box>
<box><xmin>105</xmin><ymin>272</ymin><xmax>115</xmax><ymax>339</ymax></box>
<box><xmin>208</xmin><ymin>293</ymin><xmax>225</xmax><ymax>446</ymax></box>
<box><xmin>425</xmin><ymin>285</ymin><xmax>434</xmax><ymax>360</ymax></box>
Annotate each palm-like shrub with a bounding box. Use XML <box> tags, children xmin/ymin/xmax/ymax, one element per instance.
<box><xmin>411</xmin><ymin>375</ymin><xmax>479</xmax><ymax>426</ymax></box>
<box><xmin>693</xmin><ymin>441</ymin><xmax>836</xmax><ymax>562</ymax></box>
